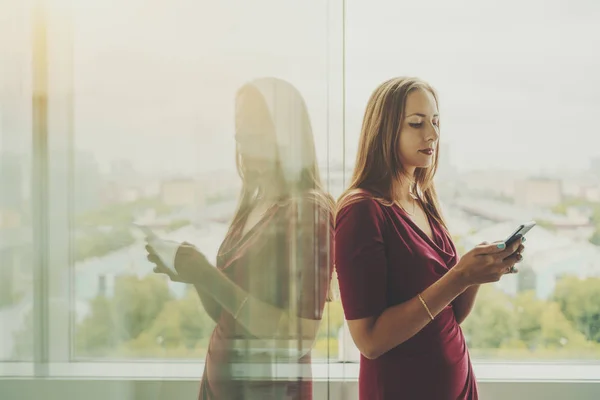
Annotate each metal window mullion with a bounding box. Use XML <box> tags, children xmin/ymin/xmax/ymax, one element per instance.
<box><xmin>31</xmin><ymin>0</ymin><xmax>74</xmax><ymax>376</ymax></box>
<box><xmin>31</xmin><ymin>0</ymin><xmax>50</xmax><ymax>377</ymax></box>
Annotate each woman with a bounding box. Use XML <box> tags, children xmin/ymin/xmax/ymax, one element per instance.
<box><xmin>146</xmin><ymin>77</ymin><xmax>334</xmax><ymax>399</ymax></box>
<box><xmin>334</xmin><ymin>77</ymin><xmax>525</xmax><ymax>400</ymax></box>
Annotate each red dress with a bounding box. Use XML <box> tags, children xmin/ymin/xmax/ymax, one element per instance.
<box><xmin>335</xmin><ymin>194</ymin><xmax>478</xmax><ymax>400</ymax></box>
<box><xmin>199</xmin><ymin>194</ymin><xmax>333</xmax><ymax>400</ymax></box>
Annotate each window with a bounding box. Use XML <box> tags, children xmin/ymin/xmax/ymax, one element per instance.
<box><xmin>345</xmin><ymin>0</ymin><xmax>600</xmax><ymax>361</ymax></box>
<box><xmin>0</xmin><ymin>0</ymin><xmax>34</xmax><ymax>366</ymax></box>
<box><xmin>2</xmin><ymin>0</ymin><xmax>600</xmax><ymax>393</ymax></box>
<box><xmin>66</xmin><ymin>0</ymin><xmax>342</xmax><ymax>363</ymax></box>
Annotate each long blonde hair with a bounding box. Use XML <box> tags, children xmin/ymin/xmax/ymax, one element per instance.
<box><xmin>338</xmin><ymin>77</ymin><xmax>448</xmax><ymax>231</ymax></box>
<box><xmin>230</xmin><ymin>78</ymin><xmax>331</xmax><ymax>226</ymax></box>
<box><xmin>227</xmin><ymin>77</ymin><xmax>336</xmax><ymax>301</ymax></box>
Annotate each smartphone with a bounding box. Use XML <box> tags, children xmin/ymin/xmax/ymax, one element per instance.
<box><xmin>504</xmin><ymin>221</ymin><xmax>536</xmax><ymax>247</ymax></box>
<box><xmin>133</xmin><ymin>223</ymin><xmax>180</xmax><ymax>275</ymax></box>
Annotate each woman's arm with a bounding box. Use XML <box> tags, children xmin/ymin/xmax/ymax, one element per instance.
<box><xmin>335</xmin><ymin>198</ymin><xmax>521</xmax><ymax>360</ymax></box>
<box><xmin>191</xmin><ymin>283</ymin><xmax>222</xmax><ymax>324</ymax></box>
<box><xmin>177</xmin><ymin>198</ymin><xmax>332</xmax><ymax>354</ymax></box>
<box><xmin>452</xmin><ymin>284</ymin><xmax>480</xmax><ymax>325</ymax></box>
<box><xmin>347</xmin><ymin>268</ymin><xmax>468</xmax><ymax>359</ymax></box>
<box><xmin>186</xmin><ymin>259</ymin><xmax>322</xmax><ymax>341</ymax></box>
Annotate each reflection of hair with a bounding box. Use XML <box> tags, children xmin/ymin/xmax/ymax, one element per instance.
<box><xmin>338</xmin><ymin>77</ymin><xmax>448</xmax><ymax>231</ymax></box>
<box><xmin>228</xmin><ymin>77</ymin><xmax>334</xmax><ymax>238</ymax></box>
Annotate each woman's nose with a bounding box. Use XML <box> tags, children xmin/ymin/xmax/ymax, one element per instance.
<box><xmin>426</xmin><ymin>122</ymin><xmax>439</xmax><ymax>141</ymax></box>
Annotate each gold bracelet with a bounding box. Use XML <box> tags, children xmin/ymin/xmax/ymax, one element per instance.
<box><xmin>418</xmin><ymin>293</ymin><xmax>434</xmax><ymax>321</ymax></box>
<box><xmin>233</xmin><ymin>296</ymin><xmax>248</xmax><ymax>320</ymax></box>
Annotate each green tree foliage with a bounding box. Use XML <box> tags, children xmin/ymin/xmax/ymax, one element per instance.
<box><xmin>553</xmin><ymin>276</ymin><xmax>600</xmax><ymax>343</ymax></box>
<box><xmin>72</xmin><ymin>274</ymin><xmax>214</xmax><ymax>358</ymax></box>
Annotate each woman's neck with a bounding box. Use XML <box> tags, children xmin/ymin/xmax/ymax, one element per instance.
<box><xmin>393</xmin><ymin>173</ymin><xmax>416</xmax><ymax>204</ymax></box>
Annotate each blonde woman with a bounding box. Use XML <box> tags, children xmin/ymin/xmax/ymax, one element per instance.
<box><xmin>334</xmin><ymin>77</ymin><xmax>525</xmax><ymax>399</ymax></box>
<box><xmin>147</xmin><ymin>78</ymin><xmax>333</xmax><ymax>399</ymax></box>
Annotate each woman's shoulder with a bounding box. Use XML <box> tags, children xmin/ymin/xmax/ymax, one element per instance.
<box><xmin>336</xmin><ymin>189</ymin><xmax>391</xmax><ymax>224</ymax></box>
<box><xmin>274</xmin><ymin>190</ymin><xmax>335</xmax><ymax>227</ymax></box>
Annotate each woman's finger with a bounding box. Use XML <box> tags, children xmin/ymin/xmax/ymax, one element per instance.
<box><xmin>147</xmin><ymin>254</ymin><xmax>160</xmax><ymax>264</ymax></box>
<box><xmin>145</xmin><ymin>244</ymin><xmax>157</xmax><ymax>255</ymax></box>
<box><xmin>474</xmin><ymin>241</ymin><xmax>509</xmax><ymax>256</ymax></box>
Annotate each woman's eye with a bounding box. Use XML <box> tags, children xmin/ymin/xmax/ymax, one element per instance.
<box><xmin>409</xmin><ymin>122</ymin><xmax>422</xmax><ymax>128</ymax></box>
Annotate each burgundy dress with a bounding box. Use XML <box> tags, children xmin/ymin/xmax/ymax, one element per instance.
<box><xmin>199</xmin><ymin>195</ymin><xmax>333</xmax><ymax>400</ymax></box>
<box><xmin>335</xmin><ymin>194</ymin><xmax>478</xmax><ymax>400</ymax></box>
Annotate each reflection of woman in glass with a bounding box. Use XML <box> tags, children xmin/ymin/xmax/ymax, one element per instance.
<box><xmin>146</xmin><ymin>77</ymin><xmax>334</xmax><ymax>399</ymax></box>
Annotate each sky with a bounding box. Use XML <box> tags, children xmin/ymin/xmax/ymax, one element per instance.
<box><xmin>2</xmin><ymin>0</ymin><xmax>600</xmax><ymax>176</ymax></box>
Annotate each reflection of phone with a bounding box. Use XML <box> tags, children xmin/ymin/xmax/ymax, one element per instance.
<box><xmin>133</xmin><ymin>223</ymin><xmax>159</xmax><ymax>240</ymax></box>
<box><xmin>133</xmin><ymin>223</ymin><xmax>180</xmax><ymax>275</ymax></box>
<box><xmin>504</xmin><ymin>221</ymin><xmax>536</xmax><ymax>247</ymax></box>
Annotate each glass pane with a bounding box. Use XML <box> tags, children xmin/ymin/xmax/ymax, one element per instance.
<box><xmin>68</xmin><ymin>0</ymin><xmax>338</xmax><ymax>394</ymax></box>
<box><xmin>0</xmin><ymin>0</ymin><xmax>34</xmax><ymax>363</ymax></box>
<box><xmin>346</xmin><ymin>0</ymin><xmax>600</xmax><ymax>361</ymax></box>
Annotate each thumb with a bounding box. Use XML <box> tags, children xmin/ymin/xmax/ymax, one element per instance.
<box><xmin>474</xmin><ymin>241</ymin><xmax>506</xmax><ymax>255</ymax></box>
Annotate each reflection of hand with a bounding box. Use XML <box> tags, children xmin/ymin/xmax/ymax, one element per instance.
<box><xmin>145</xmin><ymin>242</ymin><xmax>187</xmax><ymax>283</ymax></box>
<box><xmin>173</xmin><ymin>241</ymin><xmax>213</xmax><ymax>283</ymax></box>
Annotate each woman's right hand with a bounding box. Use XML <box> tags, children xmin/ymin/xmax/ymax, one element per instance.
<box><xmin>454</xmin><ymin>238</ymin><xmax>525</xmax><ymax>286</ymax></box>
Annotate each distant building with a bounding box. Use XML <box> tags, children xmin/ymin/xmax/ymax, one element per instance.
<box><xmin>464</xmin><ymin>222</ymin><xmax>600</xmax><ymax>300</ymax></box>
<box><xmin>161</xmin><ymin>178</ymin><xmax>205</xmax><ymax>208</ymax></box>
<box><xmin>590</xmin><ymin>156</ymin><xmax>600</xmax><ymax>177</ymax></box>
<box><xmin>101</xmin><ymin>181</ymin><xmax>142</xmax><ymax>205</ymax></box>
<box><xmin>514</xmin><ymin>177</ymin><xmax>563</xmax><ymax>208</ymax></box>
<box><xmin>460</xmin><ymin>170</ymin><xmax>517</xmax><ymax>198</ymax></box>
<box><xmin>582</xmin><ymin>186</ymin><xmax>600</xmax><ymax>202</ymax></box>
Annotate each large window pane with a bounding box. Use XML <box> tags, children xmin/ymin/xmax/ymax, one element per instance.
<box><xmin>346</xmin><ymin>0</ymin><xmax>600</xmax><ymax>360</ymax></box>
<box><xmin>69</xmin><ymin>1</ymin><xmax>339</xmax><ymax>380</ymax></box>
<box><xmin>0</xmin><ymin>0</ymin><xmax>34</xmax><ymax>363</ymax></box>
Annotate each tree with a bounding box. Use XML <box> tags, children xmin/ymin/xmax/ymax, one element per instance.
<box><xmin>76</xmin><ymin>296</ymin><xmax>119</xmax><ymax>355</ymax></box>
<box><xmin>462</xmin><ymin>285</ymin><xmax>518</xmax><ymax>349</ymax></box>
<box><xmin>74</xmin><ymin>275</ymin><xmax>218</xmax><ymax>358</ymax></box>
<box><xmin>589</xmin><ymin>230</ymin><xmax>600</xmax><ymax>246</ymax></box>
<box><xmin>513</xmin><ymin>291</ymin><xmax>545</xmax><ymax>348</ymax></box>
<box><xmin>539</xmin><ymin>302</ymin><xmax>588</xmax><ymax>349</ymax></box>
<box><xmin>112</xmin><ymin>274</ymin><xmax>174</xmax><ymax>342</ymax></box>
<box><xmin>553</xmin><ymin>276</ymin><xmax>600</xmax><ymax>342</ymax></box>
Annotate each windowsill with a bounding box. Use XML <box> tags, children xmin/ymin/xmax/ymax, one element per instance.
<box><xmin>2</xmin><ymin>361</ymin><xmax>600</xmax><ymax>382</ymax></box>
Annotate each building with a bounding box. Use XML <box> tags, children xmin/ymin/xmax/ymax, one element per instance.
<box><xmin>514</xmin><ymin>177</ymin><xmax>563</xmax><ymax>208</ymax></box>
<box><xmin>160</xmin><ymin>178</ymin><xmax>205</xmax><ymax>208</ymax></box>
<box><xmin>590</xmin><ymin>156</ymin><xmax>600</xmax><ymax>177</ymax></box>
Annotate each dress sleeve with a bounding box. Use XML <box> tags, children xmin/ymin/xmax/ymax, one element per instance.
<box><xmin>335</xmin><ymin>198</ymin><xmax>388</xmax><ymax>320</ymax></box>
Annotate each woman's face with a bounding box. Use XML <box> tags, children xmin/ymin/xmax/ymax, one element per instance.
<box><xmin>397</xmin><ymin>89</ymin><xmax>440</xmax><ymax>174</ymax></box>
<box><xmin>234</xmin><ymin>92</ymin><xmax>278</xmax><ymax>177</ymax></box>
